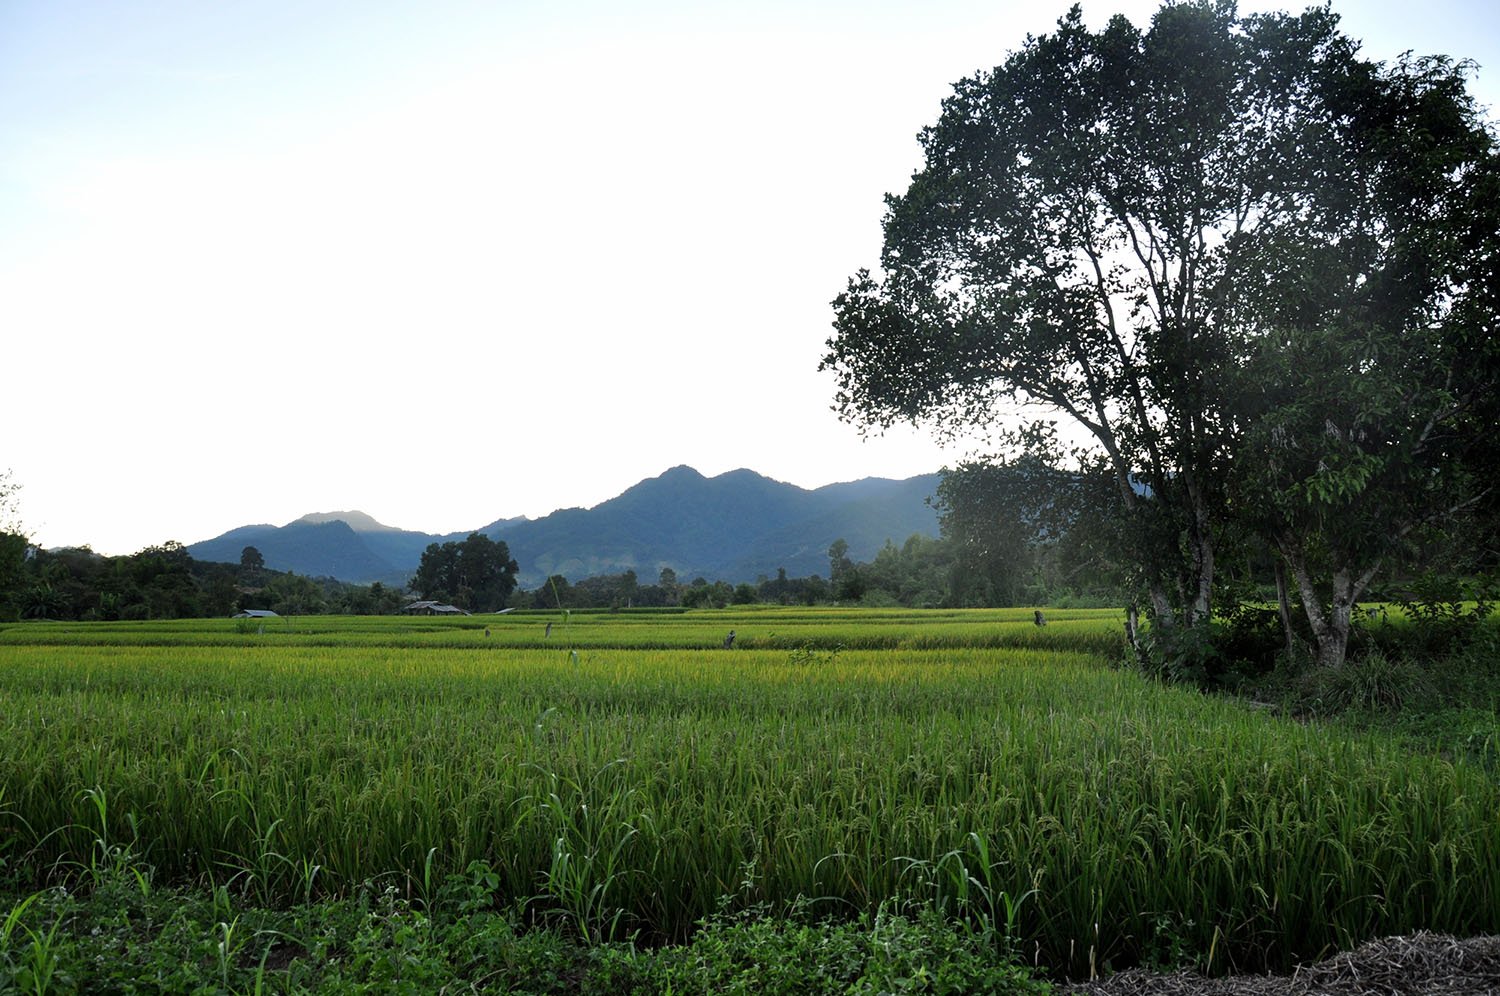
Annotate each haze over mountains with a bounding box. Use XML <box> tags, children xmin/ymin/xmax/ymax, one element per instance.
<box><xmin>186</xmin><ymin>466</ymin><xmax>942</xmax><ymax>587</ymax></box>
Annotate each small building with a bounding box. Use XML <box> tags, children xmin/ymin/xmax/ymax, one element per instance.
<box><xmin>401</xmin><ymin>600</ymin><xmax>471</xmax><ymax>616</ymax></box>
<box><xmin>232</xmin><ymin>609</ymin><xmax>280</xmax><ymax>619</ymax></box>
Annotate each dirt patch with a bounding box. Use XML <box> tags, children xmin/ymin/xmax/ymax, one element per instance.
<box><xmin>1062</xmin><ymin>933</ymin><xmax>1500</xmax><ymax>996</ymax></box>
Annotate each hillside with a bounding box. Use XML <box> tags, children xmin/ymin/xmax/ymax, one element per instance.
<box><xmin>186</xmin><ymin>467</ymin><xmax>941</xmax><ymax>586</ymax></box>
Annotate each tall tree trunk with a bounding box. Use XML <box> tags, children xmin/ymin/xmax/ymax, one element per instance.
<box><xmin>1185</xmin><ymin>476</ymin><xmax>1215</xmax><ymax>626</ymax></box>
<box><xmin>1188</xmin><ymin>529</ymin><xmax>1214</xmax><ymax>626</ymax></box>
<box><xmin>1276</xmin><ymin>533</ymin><xmax>1373</xmax><ymax>669</ymax></box>
<box><xmin>1274</xmin><ymin>557</ymin><xmax>1295</xmax><ymax>660</ymax></box>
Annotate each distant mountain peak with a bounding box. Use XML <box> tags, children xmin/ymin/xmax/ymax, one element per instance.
<box><xmin>292</xmin><ymin>510</ymin><xmax>399</xmax><ymax>533</ymax></box>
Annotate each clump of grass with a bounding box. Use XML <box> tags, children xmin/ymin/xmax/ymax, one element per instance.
<box><xmin>1295</xmin><ymin>647</ymin><xmax>1433</xmax><ymax>715</ymax></box>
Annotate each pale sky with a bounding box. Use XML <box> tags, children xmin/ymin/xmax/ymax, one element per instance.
<box><xmin>3</xmin><ymin>0</ymin><xmax>1496</xmax><ymax>555</ymax></box>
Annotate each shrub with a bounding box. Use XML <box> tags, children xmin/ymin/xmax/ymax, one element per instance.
<box><xmin>1294</xmin><ymin>648</ymin><xmax>1432</xmax><ymax>715</ymax></box>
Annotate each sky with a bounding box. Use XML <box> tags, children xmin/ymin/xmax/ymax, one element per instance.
<box><xmin>3</xmin><ymin>0</ymin><xmax>1497</xmax><ymax>555</ymax></box>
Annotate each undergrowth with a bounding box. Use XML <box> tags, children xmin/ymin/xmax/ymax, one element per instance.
<box><xmin>0</xmin><ymin>871</ymin><xmax>1052</xmax><ymax>995</ymax></box>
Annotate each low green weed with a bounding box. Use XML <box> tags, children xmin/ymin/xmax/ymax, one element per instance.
<box><xmin>0</xmin><ymin>882</ymin><xmax>1053</xmax><ymax>995</ymax></box>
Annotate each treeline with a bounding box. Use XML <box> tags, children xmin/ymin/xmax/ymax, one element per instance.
<box><xmin>398</xmin><ymin>504</ymin><xmax>1127</xmax><ymax>613</ymax></box>
<box><xmin>0</xmin><ymin>541</ymin><xmax>408</xmax><ymax>622</ymax></box>
<box><xmin>0</xmin><ymin>462</ymin><xmax>1137</xmax><ymax>620</ymax></box>
<box><xmin>0</xmin><ymin>525</ymin><xmax>1119</xmax><ymax>623</ymax></box>
<box><xmin>504</xmin><ymin>464</ymin><xmax>1135</xmax><ymax>612</ymax></box>
<box><xmin>519</xmin><ymin>566</ymin><xmax>830</xmax><ymax>611</ymax></box>
<box><xmin>514</xmin><ymin>520</ymin><xmax>1124</xmax><ymax>612</ymax></box>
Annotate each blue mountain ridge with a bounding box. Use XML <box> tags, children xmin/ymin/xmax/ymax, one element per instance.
<box><xmin>186</xmin><ymin>466</ymin><xmax>941</xmax><ymax>586</ymax></box>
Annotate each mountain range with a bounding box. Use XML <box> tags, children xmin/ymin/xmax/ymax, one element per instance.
<box><xmin>186</xmin><ymin>466</ymin><xmax>942</xmax><ymax>587</ymax></box>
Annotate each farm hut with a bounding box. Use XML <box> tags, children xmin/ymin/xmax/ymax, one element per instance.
<box><xmin>231</xmin><ymin>609</ymin><xmax>280</xmax><ymax>618</ymax></box>
<box><xmin>401</xmin><ymin>600</ymin><xmax>471</xmax><ymax>616</ymax></box>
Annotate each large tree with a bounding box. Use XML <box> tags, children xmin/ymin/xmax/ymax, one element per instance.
<box><xmin>822</xmin><ymin>1</ymin><xmax>1496</xmax><ymax>656</ymax></box>
<box><xmin>1226</xmin><ymin>53</ymin><xmax>1499</xmax><ymax>666</ymax></box>
<box><xmin>410</xmin><ymin>532</ymin><xmax>519</xmax><ymax>612</ymax></box>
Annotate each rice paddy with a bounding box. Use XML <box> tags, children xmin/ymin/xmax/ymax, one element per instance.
<box><xmin>1</xmin><ymin>607</ymin><xmax>1495</xmax><ymax>976</ymax></box>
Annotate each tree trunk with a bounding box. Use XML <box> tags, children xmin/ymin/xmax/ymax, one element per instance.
<box><xmin>1274</xmin><ymin>558</ymin><xmax>1295</xmax><ymax>659</ymax></box>
<box><xmin>1108</xmin><ymin>448</ymin><xmax>1214</xmax><ymax>635</ymax></box>
<box><xmin>1277</xmin><ymin>534</ymin><xmax>1359</xmax><ymax>668</ymax></box>
<box><xmin>1185</xmin><ymin>478</ymin><xmax>1215</xmax><ymax>626</ymax></box>
<box><xmin>1314</xmin><ymin>586</ymin><xmax>1354</xmax><ymax>668</ymax></box>
<box><xmin>1188</xmin><ymin>530</ymin><xmax>1213</xmax><ymax>626</ymax></box>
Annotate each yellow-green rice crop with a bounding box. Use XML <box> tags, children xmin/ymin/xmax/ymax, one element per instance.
<box><xmin>0</xmin><ymin>606</ymin><xmax>1126</xmax><ymax>655</ymax></box>
<box><xmin>0</xmin><ymin>608</ymin><xmax>1494</xmax><ymax>975</ymax></box>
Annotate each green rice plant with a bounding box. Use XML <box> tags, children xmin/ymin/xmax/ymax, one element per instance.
<box><xmin>894</xmin><ymin>831</ymin><xmax>1035</xmax><ymax>953</ymax></box>
<box><xmin>1</xmin><ymin>892</ymin><xmax>41</xmax><ymax>950</ymax></box>
<box><xmin>215</xmin><ymin>916</ymin><xmax>242</xmax><ymax>990</ymax></box>
<box><xmin>72</xmin><ymin>786</ymin><xmax>149</xmax><ymax>896</ymax></box>
<box><xmin>0</xmin><ymin>606</ymin><xmax>1129</xmax><ymax>656</ymax></box>
<box><xmin>529</xmin><ymin>758</ymin><xmax>659</xmax><ymax>943</ymax></box>
<box><xmin>2</xmin><ymin>893</ymin><xmax>62</xmax><ymax>996</ymax></box>
<box><xmin>0</xmin><ymin>891</ymin><xmax>50</xmax><ymax>992</ymax></box>
<box><xmin>215</xmin><ymin>798</ymin><xmax>291</xmax><ymax>907</ymax></box>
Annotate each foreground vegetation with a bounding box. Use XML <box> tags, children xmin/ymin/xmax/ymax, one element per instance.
<box><xmin>2</xmin><ymin>607</ymin><xmax>1497</xmax><ymax>993</ymax></box>
<box><xmin>1</xmin><ymin>880</ymin><xmax>1048</xmax><ymax>995</ymax></box>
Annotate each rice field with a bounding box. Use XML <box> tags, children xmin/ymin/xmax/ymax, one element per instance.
<box><xmin>0</xmin><ymin>607</ymin><xmax>1495</xmax><ymax>976</ymax></box>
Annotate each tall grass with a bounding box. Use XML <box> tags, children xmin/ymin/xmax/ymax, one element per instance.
<box><xmin>0</xmin><ymin>609</ymin><xmax>1495</xmax><ymax>975</ymax></box>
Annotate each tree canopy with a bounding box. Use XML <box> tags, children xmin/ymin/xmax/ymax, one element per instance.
<box><xmin>1224</xmin><ymin>49</ymin><xmax>1500</xmax><ymax>665</ymax></box>
<box><xmin>409</xmin><ymin>533</ymin><xmax>520</xmax><ymax>612</ymax></box>
<box><xmin>822</xmin><ymin>0</ymin><xmax>1498</xmax><ymax>664</ymax></box>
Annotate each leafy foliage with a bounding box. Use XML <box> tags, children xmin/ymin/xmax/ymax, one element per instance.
<box><xmin>0</xmin><ymin>541</ymin><xmax>409</xmax><ymax>622</ymax></box>
<box><xmin>409</xmin><ymin>532</ymin><xmax>519</xmax><ymax>611</ymax></box>
<box><xmin>824</xmin><ymin>1</ymin><xmax>1500</xmax><ymax>669</ymax></box>
<box><xmin>1224</xmin><ymin>45</ymin><xmax>1500</xmax><ymax>667</ymax></box>
<box><xmin>0</xmin><ymin>878</ymin><xmax>1049</xmax><ymax>995</ymax></box>
<box><xmin>825</xmin><ymin>2</ymin><xmax>1329</xmax><ymax>627</ymax></box>
<box><xmin>932</xmin><ymin>453</ymin><xmax>1132</xmax><ymax>608</ymax></box>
